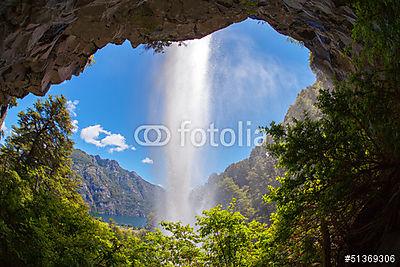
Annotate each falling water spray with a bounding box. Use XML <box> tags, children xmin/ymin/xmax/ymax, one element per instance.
<box><xmin>160</xmin><ymin>36</ymin><xmax>212</xmax><ymax>224</ymax></box>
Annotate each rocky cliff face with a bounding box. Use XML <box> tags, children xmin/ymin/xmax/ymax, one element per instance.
<box><xmin>0</xmin><ymin>0</ymin><xmax>356</xmax><ymax>125</ymax></box>
<box><xmin>284</xmin><ymin>78</ymin><xmax>322</xmax><ymax>124</ymax></box>
<box><xmin>72</xmin><ymin>149</ymin><xmax>163</xmax><ymax>217</ymax></box>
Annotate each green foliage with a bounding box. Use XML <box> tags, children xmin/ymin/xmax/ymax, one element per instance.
<box><xmin>129</xmin><ymin>202</ymin><xmax>266</xmax><ymax>267</ymax></box>
<box><xmin>214</xmin><ymin>176</ymin><xmax>256</xmax><ymax>219</ymax></box>
<box><xmin>260</xmin><ymin>1</ymin><xmax>400</xmax><ymax>265</ymax></box>
<box><xmin>197</xmin><ymin>201</ymin><xmax>265</xmax><ymax>267</ymax></box>
<box><xmin>144</xmin><ymin>40</ymin><xmax>186</xmax><ymax>54</ymax></box>
<box><xmin>0</xmin><ymin>96</ymin><xmax>137</xmax><ymax>266</ymax></box>
<box><xmin>133</xmin><ymin>222</ymin><xmax>202</xmax><ymax>266</ymax></box>
<box><xmin>352</xmin><ymin>0</ymin><xmax>400</xmax><ymax>69</ymax></box>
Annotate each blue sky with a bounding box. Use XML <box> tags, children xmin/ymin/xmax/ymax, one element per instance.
<box><xmin>2</xmin><ymin>19</ymin><xmax>315</xmax><ymax>186</ymax></box>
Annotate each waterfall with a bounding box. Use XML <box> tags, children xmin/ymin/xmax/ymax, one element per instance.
<box><xmin>160</xmin><ymin>36</ymin><xmax>212</xmax><ymax>224</ymax></box>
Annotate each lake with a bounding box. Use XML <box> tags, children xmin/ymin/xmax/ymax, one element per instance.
<box><xmin>93</xmin><ymin>213</ymin><xmax>147</xmax><ymax>227</ymax></box>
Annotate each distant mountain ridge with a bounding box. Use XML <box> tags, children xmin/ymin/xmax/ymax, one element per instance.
<box><xmin>72</xmin><ymin>149</ymin><xmax>163</xmax><ymax>217</ymax></box>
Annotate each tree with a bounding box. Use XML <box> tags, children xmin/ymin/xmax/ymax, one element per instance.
<box><xmin>133</xmin><ymin>221</ymin><xmax>202</xmax><ymax>266</ymax></box>
<box><xmin>197</xmin><ymin>201</ymin><xmax>265</xmax><ymax>267</ymax></box>
<box><xmin>0</xmin><ymin>96</ymin><xmax>135</xmax><ymax>266</ymax></box>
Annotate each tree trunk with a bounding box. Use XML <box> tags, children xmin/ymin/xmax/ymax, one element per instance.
<box><xmin>321</xmin><ymin>219</ymin><xmax>332</xmax><ymax>267</ymax></box>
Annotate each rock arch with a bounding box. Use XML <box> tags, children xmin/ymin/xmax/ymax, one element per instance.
<box><xmin>0</xmin><ymin>0</ymin><xmax>356</xmax><ymax>124</ymax></box>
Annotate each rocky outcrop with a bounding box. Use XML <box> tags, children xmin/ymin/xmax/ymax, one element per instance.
<box><xmin>72</xmin><ymin>149</ymin><xmax>164</xmax><ymax>217</ymax></box>
<box><xmin>284</xmin><ymin>78</ymin><xmax>323</xmax><ymax>124</ymax></box>
<box><xmin>0</xmin><ymin>0</ymin><xmax>356</xmax><ymax>125</ymax></box>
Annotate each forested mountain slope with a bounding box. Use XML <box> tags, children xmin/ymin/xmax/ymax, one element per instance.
<box><xmin>72</xmin><ymin>149</ymin><xmax>163</xmax><ymax>217</ymax></box>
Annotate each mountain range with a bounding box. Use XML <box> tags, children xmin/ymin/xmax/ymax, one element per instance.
<box><xmin>72</xmin><ymin>149</ymin><xmax>163</xmax><ymax>217</ymax></box>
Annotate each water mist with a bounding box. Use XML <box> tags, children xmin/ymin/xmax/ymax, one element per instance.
<box><xmin>160</xmin><ymin>36</ymin><xmax>213</xmax><ymax>224</ymax></box>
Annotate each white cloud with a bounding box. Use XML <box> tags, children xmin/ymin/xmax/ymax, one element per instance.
<box><xmin>66</xmin><ymin>100</ymin><xmax>79</xmax><ymax>117</ymax></box>
<box><xmin>80</xmin><ymin>125</ymin><xmax>110</xmax><ymax>147</ymax></box>
<box><xmin>67</xmin><ymin>100</ymin><xmax>79</xmax><ymax>132</ymax></box>
<box><xmin>71</xmin><ymin>119</ymin><xmax>79</xmax><ymax>133</ymax></box>
<box><xmin>141</xmin><ymin>157</ymin><xmax>154</xmax><ymax>164</ymax></box>
<box><xmin>131</xmin><ymin>146</ymin><xmax>136</xmax><ymax>151</ymax></box>
<box><xmin>101</xmin><ymin>133</ymin><xmax>129</xmax><ymax>153</ymax></box>
<box><xmin>80</xmin><ymin>124</ymin><xmax>131</xmax><ymax>153</ymax></box>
